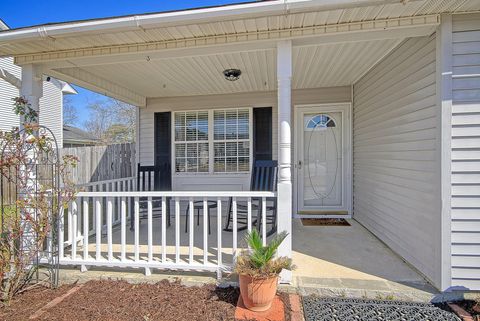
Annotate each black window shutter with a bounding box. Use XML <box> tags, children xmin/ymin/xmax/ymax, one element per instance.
<box><xmin>154</xmin><ymin>112</ymin><xmax>172</xmax><ymax>190</ymax></box>
<box><xmin>253</xmin><ymin>107</ymin><xmax>273</xmax><ymax>161</ymax></box>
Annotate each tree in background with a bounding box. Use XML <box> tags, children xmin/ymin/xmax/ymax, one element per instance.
<box><xmin>62</xmin><ymin>96</ymin><xmax>78</xmax><ymax>126</ymax></box>
<box><xmin>84</xmin><ymin>98</ymin><xmax>135</xmax><ymax>144</ymax></box>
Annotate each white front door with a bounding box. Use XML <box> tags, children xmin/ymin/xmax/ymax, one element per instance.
<box><xmin>295</xmin><ymin>104</ymin><xmax>351</xmax><ymax>216</ymax></box>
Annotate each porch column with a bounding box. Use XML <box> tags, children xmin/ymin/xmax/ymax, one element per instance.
<box><xmin>20</xmin><ymin>64</ymin><xmax>43</xmax><ymax>128</ymax></box>
<box><xmin>19</xmin><ymin>64</ymin><xmax>43</xmax><ymax>259</ymax></box>
<box><xmin>276</xmin><ymin>40</ymin><xmax>292</xmax><ymax>283</ymax></box>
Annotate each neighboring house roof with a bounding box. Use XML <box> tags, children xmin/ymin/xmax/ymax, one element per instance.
<box><xmin>63</xmin><ymin>125</ymin><xmax>99</xmax><ymax>145</ymax></box>
<box><xmin>47</xmin><ymin>77</ymin><xmax>78</xmax><ymax>95</ymax></box>
<box><xmin>0</xmin><ymin>19</ymin><xmax>8</xmax><ymax>31</ymax></box>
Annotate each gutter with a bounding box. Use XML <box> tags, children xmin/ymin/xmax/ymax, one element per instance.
<box><xmin>0</xmin><ymin>0</ymin><xmax>413</xmax><ymax>43</ymax></box>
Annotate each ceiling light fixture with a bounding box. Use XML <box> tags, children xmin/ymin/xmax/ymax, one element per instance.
<box><xmin>223</xmin><ymin>69</ymin><xmax>241</xmax><ymax>81</ymax></box>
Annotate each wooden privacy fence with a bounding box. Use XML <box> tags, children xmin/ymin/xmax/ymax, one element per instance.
<box><xmin>60</xmin><ymin>143</ymin><xmax>135</xmax><ymax>185</ymax></box>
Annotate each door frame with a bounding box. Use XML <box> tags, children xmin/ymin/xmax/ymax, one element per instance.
<box><xmin>293</xmin><ymin>102</ymin><xmax>352</xmax><ymax>218</ymax></box>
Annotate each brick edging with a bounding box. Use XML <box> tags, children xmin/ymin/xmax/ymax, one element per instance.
<box><xmin>448</xmin><ymin>303</ymin><xmax>475</xmax><ymax>321</ymax></box>
<box><xmin>29</xmin><ymin>284</ymin><xmax>84</xmax><ymax>320</ymax></box>
<box><xmin>288</xmin><ymin>294</ymin><xmax>304</xmax><ymax>321</ymax></box>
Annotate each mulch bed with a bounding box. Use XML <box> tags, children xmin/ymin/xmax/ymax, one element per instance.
<box><xmin>0</xmin><ymin>280</ymin><xmax>240</xmax><ymax>321</ymax></box>
<box><xmin>0</xmin><ymin>284</ymin><xmax>76</xmax><ymax>321</ymax></box>
<box><xmin>301</xmin><ymin>218</ymin><xmax>350</xmax><ymax>226</ymax></box>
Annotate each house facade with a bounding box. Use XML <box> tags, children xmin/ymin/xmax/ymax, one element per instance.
<box><xmin>0</xmin><ymin>20</ymin><xmax>77</xmax><ymax>147</ymax></box>
<box><xmin>0</xmin><ymin>0</ymin><xmax>479</xmax><ymax>292</ymax></box>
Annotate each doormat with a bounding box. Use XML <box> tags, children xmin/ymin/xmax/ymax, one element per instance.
<box><xmin>301</xmin><ymin>218</ymin><xmax>350</xmax><ymax>226</ymax></box>
<box><xmin>303</xmin><ymin>297</ymin><xmax>461</xmax><ymax>321</ymax></box>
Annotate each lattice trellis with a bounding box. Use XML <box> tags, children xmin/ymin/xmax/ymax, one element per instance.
<box><xmin>1</xmin><ymin>125</ymin><xmax>61</xmax><ymax>289</ymax></box>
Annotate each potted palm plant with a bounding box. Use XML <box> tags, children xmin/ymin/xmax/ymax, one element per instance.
<box><xmin>234</xmin><ymin>230</ymin><xmax>294</xmax><ymax>312</ymax></box>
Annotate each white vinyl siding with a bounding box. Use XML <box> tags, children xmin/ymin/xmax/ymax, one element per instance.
<box><xmin>353</xmin><ymin>35</ymin><xmax>441</xmax><ymax>287</ymax></box>
<box><xmin>139</xmin><ymin>87</ymin><xmax>351</xmax><ymax>191</ymax></box>
<box><xmin>450</xmin><ymin>13</ymin><xmax>480</xmax><ymax>290</ymax></box>
<box><xmin>39</xmin><ymin>80</ymin><xmax>64</xmax><ymax>148</ymax></box>
<box><xmin>0</xmin><ymin>57</ymin><xmax>63</xmax><ymax>147</ymax></box>
<box><xmin>0</xmin><ymin>57</ymin><xmax>21</xmax><ymax>131</ymax></box>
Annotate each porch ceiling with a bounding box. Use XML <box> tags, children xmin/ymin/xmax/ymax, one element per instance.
<box><xmin>49</xmin><ymin>38</ymin><xmax>401</xmax><ymax>98</ymax></box>
<box><xmin>2</xmin><ymin>0</ymin><xmax>475</xmax><ymax>105</ymax></box>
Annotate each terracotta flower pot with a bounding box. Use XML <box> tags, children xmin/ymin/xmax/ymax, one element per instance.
<box><xmin>239</xmin><ymin>274</ymin><xmax>278</xmax><ymax>312</ymax></box>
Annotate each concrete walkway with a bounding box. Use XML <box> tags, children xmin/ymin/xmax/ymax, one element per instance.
<box><xmin>291</xmin><ymin>219</ymin><xmax>437</xmax><ymax>301</ymax></box>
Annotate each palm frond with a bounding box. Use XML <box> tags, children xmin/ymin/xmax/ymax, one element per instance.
<box><xmin>245</xmin><ymin>229</ymin><xmax>263</xmax><ymax>252</ymax></box>
<box><xmin>265</xmin><ymin>231</ymin><xmax>287</xmax><ymax>255</ymax></box>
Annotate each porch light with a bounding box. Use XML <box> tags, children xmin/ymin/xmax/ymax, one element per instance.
<box><xmin>223</xmin><ymin>69</ymin><xmax>241</xmax><ymax>81</ymax></box>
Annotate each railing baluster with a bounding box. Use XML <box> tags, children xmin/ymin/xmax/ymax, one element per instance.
<box><xmin>134</xmin><ymin>197</ymin><xmax>140</xmax><ymax>261</ymax></box>
<box><xmin>71</xmin><ymin>200</ymin><xmax>77</xmax><ymax>260</ymax></box>
<box><xmin>92</xmin><ymin>185</ymin><xmax>98</xmax><ymax>234</ymax></box>
<box><xmin>262</xmin><ymin>197</ymin><xmax>267</xmax><ymax>246</ymax></box>
<box><xmin>203</xmin><ymin>198</ymin><xmax>208</xmax><ymax>265</ymax></box>
<box><xmin>115</xmin><ymin>182</ymin><xmax>119</xmax><ymax>223</ymax></box>
<box><xmin>175</xmin><ymin>197</ymin><xmax>180</xmax><ymax>263</ymax></box>
<box><xmin>107</xmin><ymin>198</ymin><xmax>113</xmax><ymax>261</ymax></box>
<box><xmin>189</xmin><ymin>198</ymin><xmax>194</xmax><ymax>264</ymax></box>
<box><xmin>247</xmin><ymin>197</ymin><xmax>252</xmax><ymax>233</ymax></box>
<box><xmin>147</xmin><ymin>197</ymin><xmax>153</xmax><ymax>262</ymax></box>
<box><xmin>67</xmin><ymin>201</ymin><xmax>72</xmax><ymax>246</ymax></box>
<box><xmin>217</xmin><ymin>198</ymin><xmax>222</xmax><ymax>268</ymax></box>
<box><xmin>95</xmin><ymin>198</ymin><xmax>101</xmax><ymax>260</ymax></box>
<box><xmin>232</xmin><ymin>197</ymin><xmax>237</xmax><ymax>259</ymax></box>
<box><xmin>58</xmin><ymin>206</ymin><xmax>64</xmax><ymax>260</ymax></box>
<box><xmin>83</xmin><ymin>198</ymin><xmax>89</xmax><ymax>262</ymax></box>
<box><xmin>78</xmin><ymin>199</ymin><xmax>82</xmax><ymax>242</ymax></box>
<box><xmin>161</xmin><ymin>197</ymin><xmax>166</xmax><ymax>263</ymax></box>
<box><xmin>121</xmin><ymin>196</ymin><xmax>126</xmax><ymax>261</ymax></box>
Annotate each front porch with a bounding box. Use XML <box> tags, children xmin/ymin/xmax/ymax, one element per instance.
<box><xmin>4</xmin><ymin>1</ymin><xmax>454</xmax><ymax>292</ymax></box>
<box><xmin>60</xmin><ymin>209</ymin><xmax>435</xmax><ymax>299</ymax></box>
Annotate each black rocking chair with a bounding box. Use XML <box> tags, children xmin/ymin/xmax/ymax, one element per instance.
<box><xmin>224</xmin><ymin>160</ymin><xmax>278</xmax><ymax>236</ymax></box>
<box><xmin>130</xmin><ymin>163</ymin><xmax>171</xmax><ymax>230</ymax></box>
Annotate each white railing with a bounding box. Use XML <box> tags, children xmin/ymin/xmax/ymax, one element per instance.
<box><xmin>59</xmin><ymin>189</ymin><xmax>276</xmax><ymax>278</ymax></box>
<box><xmin>62</xmin><ymin>177</ymin><xmax>136</xmax><ymax>248</ymax></box>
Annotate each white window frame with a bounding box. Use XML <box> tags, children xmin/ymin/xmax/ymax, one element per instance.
<box><xmin>172</xmin><ymin>107</ymin><xmax>253</xmax><ymax>176</ymax></box>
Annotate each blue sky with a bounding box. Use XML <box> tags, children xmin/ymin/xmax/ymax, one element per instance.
<box><xmin>1</xmin><ymin>0</ymin><xmax>250</xmax><ymax>128</ymax></box>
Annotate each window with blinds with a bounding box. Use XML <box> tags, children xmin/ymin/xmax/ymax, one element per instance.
<box><xmin>174</xmin><ymin>108</ymin><xmax>251</xmax><ymax>174</ymax></box>
<box><xmin>213</xmin><ymin>109</ymin><xmax>250</xmax><ymax>173</ymax></box>
<box><xmin>174</xmin><ymin>111</ymin><xmax>209</xmax><ymax>173</ymax></box>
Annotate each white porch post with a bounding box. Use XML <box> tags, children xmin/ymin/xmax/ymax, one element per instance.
<box><xmin>20</xmin><ymin>64</ymin><xmax>43</xmax><ymax>128</ymax></box>
<box><xmin>19</xmin><ymin>64</ymin><xmax>43</xmax><ymax>259</ymax></box>
<box><xmin>277</xmin><ymin>40</ymin><xmax>293</xmax><ymax>283</ymax></box>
